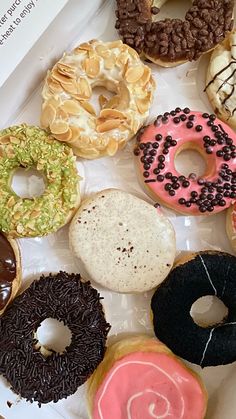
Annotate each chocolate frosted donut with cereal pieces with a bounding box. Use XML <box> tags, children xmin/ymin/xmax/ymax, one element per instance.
<box><xmin>0</xmin><ymin>272</ymin><xmax>110</xmax><ymax>405</ymax></box>
<box><xmin>115</xmin><ymin>0</ymin><xmax>234</xmax><ymax>67</ymax></box>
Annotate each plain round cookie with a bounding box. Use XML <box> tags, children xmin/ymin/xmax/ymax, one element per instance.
<box><xmin>206</xmin><ymin>31</ymin><xmax>236</xmax><ymax>130</ymax></box>
<box><xmin>41</xmin><ymin>39</ymin><xmax>155</xmax><ymax>159</ymax></box>
<box><xmin>69</xmin><ymin>189</ymin><xmax>176</xmax><ymax>293</ymax></box>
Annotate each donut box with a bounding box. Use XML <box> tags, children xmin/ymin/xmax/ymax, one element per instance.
<box><xmin>0</xmin><ymin>1</ymin><xmax>236</xmax><ymax>418</ymax></box>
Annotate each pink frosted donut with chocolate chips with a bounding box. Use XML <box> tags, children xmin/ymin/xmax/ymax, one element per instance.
<box><xmin>134</xmin><ymin>108</ymin><xmax>236</xmax><ymax>215</ymax></box>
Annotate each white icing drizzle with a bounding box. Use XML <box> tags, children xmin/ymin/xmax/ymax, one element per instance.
<box><xmin>221</xmin><ymin>264</ymin><xmax>231</xmax><ymax>297</ymax></box>
<box><xmin>127</xmin><ymin>390</ymin><xmax>171</xmax><ymax>419</ymax></box>
<box><xmin>199</xmin><ymin>255</ymin><xmax>217</xmax><ymax>296</ymax></box>
<box><xmin>97</xmin><ymin>360</ymin><xmax>185</xmax><ymax>419</ymax></box>
<box><xmin>200</xmin><ymin>327</ymin><xmax>215</xmax><ymax>367</ymax></box>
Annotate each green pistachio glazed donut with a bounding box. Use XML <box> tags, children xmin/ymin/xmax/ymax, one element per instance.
<box><xmin>0</xmin><ymin>124</ymin><xmax>80</xmax><ymax>238</ymax></box>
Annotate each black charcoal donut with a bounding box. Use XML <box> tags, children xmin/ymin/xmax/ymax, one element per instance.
<box><xmin>0</xmin><ymin>272</ymin><xmax>110</xmax><ymax>405</ymax></box>
<box><xmin>115</xmin><ymin>0</ymin><xmax>234</xmax><ymax>65</ymax></box>
<box><xmin>151</xmin><ymin>251</ymin><xmax>236</xmax><ymax>367</ymax></box>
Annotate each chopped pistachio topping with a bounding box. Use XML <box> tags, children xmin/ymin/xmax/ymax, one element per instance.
<box><xmin>0</xmin><ymin>124</ymin><xmax>80</xmax><ymax>237</ymax></box>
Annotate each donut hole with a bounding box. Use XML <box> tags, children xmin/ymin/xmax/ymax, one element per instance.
<box><xmin>190</xmin><ymin>296</ymin><xmax>228</xmax><ymax>327</ymax></box>
<box><xmin>11</xmin><ymin>167</ymin><xmax>46</xmax><ymax>199</ymax></box>
<box><xmin>90</xmin><ymin>84</ymin><xmax>117</xmax><ymax>115</ymax></box>
<box><xmin>34</xmin><ymin>318</ymin><xmax>72</xmax><ymax>356</ymax></box>
<box><xmin>175</xmin><ymin>148</ymin><xmax>207</xmax><ymax>178</ymax></box>
<box><xmin>155</xmin><ymin>0</ymin><xmax>192</xmax><ymax>21</ymax></box>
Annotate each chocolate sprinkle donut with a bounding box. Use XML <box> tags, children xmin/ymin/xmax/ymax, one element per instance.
<box><xmin>0</xmin><ymin>272</ymin><xmax>110</xmax><ymax>405</ymax></box>
<box><xmin>115</xmin><ymin>0</ymin><xmax>234</xmax><ymax>63</ymax></box>
<box><xmin>151</xmin><ymin>252</ymin><xmax>236</xmax><ymax>367</ymax></box>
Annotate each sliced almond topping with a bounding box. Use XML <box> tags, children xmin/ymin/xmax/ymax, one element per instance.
<box><xmin>57</xmin><ymin>62</ymin><xmax>76</xmax><ymax>78</ymax></box>
<box><xmin>126</xmin><ymin>45</ymin><xmax>140</xmax><ymax>59</ymax></box>
<box><xmin>99</xmin><ymin>95</ymin><xmax>108</xmax><ymax>108</ymax></box>
<box><xmin>77</xmin><ymin>42</ymin><xmax>93</xmax><ymax>51</ymax></box>
<box><xmin>51</xmin><ymin>69</ymin><xmax>73</xmax><ymax>85</ymax></box>
<box><xmin>73</xmin><ymin>146</ymin><xmax>99</xmax><ymax>159</ymax></box>
<box><xmin>100</xmin><ymin>109</ymin><xmax>126</xmax><ymax>120</ymax></box>
<box><xmin>47</xmin><ymin>78</ymin><xmax>63</xmax><ymax>94</ymax></box>
<box><xmin>117</xmin><ymin>84</ymin><xmax>130</xmax><ymax>109</ymax></box>
<box><xmin>79</xmin><ymin>101</ymin><xmax>96</xmax><ymax>115</ymax></box>
<box><xmin>107</xmin><ymin>40</ymin><xmax>123</xmax><ymax>49</ymax></box>
<box><xmin>53</xmin><ymin>129</ymin><xmax>72</xmax><ymax>142</ymax></box>
<box><xmin>61</xmin><ymin>79</ymin><xmax>78</xmax><ymax>95</ymax></box>
<box><xmin>6</xmin><ymin>144</ymin><xmax>15</xmax><ymax>158</ymax></box>
<box><xmin>47</xmin><ymin>97</ymin><xmax>61</xmax><ymax>109</ymax></box>
<box><xmin>0</xmin><ymin>135</ymin><xmax>10</xmax><ymax>144</ymax></box>
<box><xmin>50</xmin><ymin>120</ymin><xmax>69</xmax><ymax>134</ymax></box>
<box><xmin>104</xmin><ymin>95</ymin><xmax>121</xmax><ymax>110</ymax></box>
<box><xmin>140</xmin><ymin>67</ymin><xmax>151</xmax><ymax>86</ymax></box>
<box><xmin>41</xmin><ymin>103</ymin><xmax>56</xmax><ymax>128</ymax></box>
<box><xmin>107</xmin><ymin>138</ymin><xmax>118</xmax><ymax>156</ymax></box>
<box><xmin>104</xmin><ymin>54</ymin><xmax>116</xmax><ymax>70</ymax></box>
<box><xmin>69</xmin><ymin>126</ymin><xmax>82</xmax><ymax>144</ymax></box>
<box><xmin>56</xmin><ymin>108</ymin><xmax>68</xmax><ymax>120</ymax></box>
<box><xmin>135</xmin><ymin>95</ymin><xmax>150</xmax><ymax>114</ymax></box>
<box><xmin>96</xmin><ymin>119</ymin><xmax>121</xmax><ymax>133</ymax></box>
<box><xmin>125</xmin><ymin>66</ymin><xmax>144</xmax><ymax>83</ymax></box>
<box><xmin>84</xmin><ymin>57</ymin><xmax>100</xmax><ymax>78</ymax></box>
<box><xmin>116</xmin><ymin>52</ymin><xmax>129</xmax><ymax>67</ymax></box>
<box><xmin>10</xmin><ymin>136</ymin><xmax>20</xmax><ymax>144</ymax></box>
<box><xmin>78</xmin><ymin>78</ymin><xmax>92</xmax><ymax>98</ymax></box>
<box><xmin>95</xmin><ymin>44</ymin><xmax>110</xmax><ymax>58</ymax></box>
<box><xmin>61</xmin><ymin>100</ymin><xmax>81</xmax><ymax>115</ymax></box>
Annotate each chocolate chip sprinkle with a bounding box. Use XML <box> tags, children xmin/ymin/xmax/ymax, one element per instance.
<box><xmin>115</xmin><ymin>0</ymin><xmax>234</xmax><ymax>62</ymax></box>
<box><xmin>135</xmin><ymin>108</ymin><xmax>236</xmax><ymax>213</ymax></box>
<box><xmin>0</xmin><ymin>272</ymin><xmax>110</xmax><ymax>405</ymax></box>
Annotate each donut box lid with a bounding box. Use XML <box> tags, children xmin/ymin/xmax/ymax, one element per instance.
<box><xmin>0</xmin><ymin>0</ymin><xmax>104</xmax><ymax>127</ymax></box>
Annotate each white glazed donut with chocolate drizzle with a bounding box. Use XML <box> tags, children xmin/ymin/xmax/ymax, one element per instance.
<box><xmin>206</xmin><ymin>31</ymin><xmax>236</xmax><ymax>129</ymax></box>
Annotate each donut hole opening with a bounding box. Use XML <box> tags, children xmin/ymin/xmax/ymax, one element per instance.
<box><xmin>90</xmin><ymin>85</ymin><xmax>116</xmax><ymax>115</ymax></box>
<box><xmin>154</xmin><ymin>0</ymin><xmax>192</xmax><ymax>21</ymax></box>
<box><xmin>11</xmin><ymin>167</ymin><xmax>46</xmax><ymax>199</ymax></box>
<box><xmin>175</xmin><ymin>148</ymin><xmax>207</xmax><ymax>178</ymax></box>
<box><xmin>190</xmin><ymin>296</ymin><xmax>228</xmax><ymax>328</ymax></box>
<box><xmin>34</xmin><ymin>318</ymin><xmax>72</xmax><ymax>356</ymax></box>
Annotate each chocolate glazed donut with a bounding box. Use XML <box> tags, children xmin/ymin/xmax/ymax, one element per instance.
<box><xmin>115</xmin><ymin>0</ymin><xmax>234</xmax><ymax>66</ymax></box>
<box><xmin>151</xmin><ymin>251</ymin><xmax>236</xmax><ymax>367</ymax></box>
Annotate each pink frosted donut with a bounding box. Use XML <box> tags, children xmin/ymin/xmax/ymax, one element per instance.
<box><xmin>89</xmin><ymin>337</ymin><xmax>207</xmax><ymax>419</ymax></box>
<box><xmin>134</xmin><ymin>108</ymin><xmax>236</xmax><ymax>215</ymax></box>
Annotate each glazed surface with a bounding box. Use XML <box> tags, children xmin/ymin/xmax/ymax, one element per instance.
<box><xmin>135</xmin><ymin>109</ymin><xmax>236</xmax><ymax>215</ymax></box>
<box><xmin>93</xmin><ymin>351</ymin><xmax>206</xmax><ymax>419</ymax></box>
<box><xmin>0</xmin><ymin>233</ymin><xmax>16</xmax><ymax>311</ymax></box>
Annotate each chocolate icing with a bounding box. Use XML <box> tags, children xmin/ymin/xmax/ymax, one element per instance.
<box><xmin>0</xmin><ymin>233</ymin><xmax>16</xmax><ymax>311</ymax></box>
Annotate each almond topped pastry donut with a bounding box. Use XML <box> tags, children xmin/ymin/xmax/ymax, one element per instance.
<box><xmin>41</xmin><ymin>39</ymin><xmax>155</xmax><ymax>159</ymax></box>
<box><xmin>115</xmin><ymin>0</ymin><xmax>234</xmax><ymax>67</ymax></box>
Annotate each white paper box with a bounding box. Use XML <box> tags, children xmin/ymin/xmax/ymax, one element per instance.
<box><xmin>0</xmin><ymin>1</ymin><xmax>235</xmax><ymax>418</ymax></box>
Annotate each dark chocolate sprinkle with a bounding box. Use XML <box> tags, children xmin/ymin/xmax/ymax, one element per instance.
<box><xmin>0</xmin><ymin>272</ymin><xmax>110</xmax><ymax>405</ymax></box>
